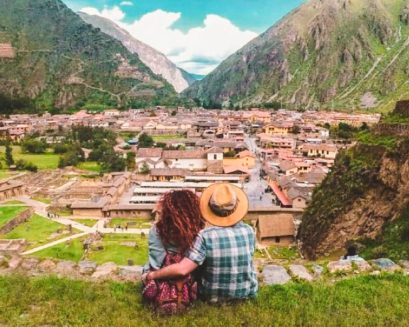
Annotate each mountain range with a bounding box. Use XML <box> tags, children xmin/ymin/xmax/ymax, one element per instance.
<box><xmin>185</xmin><ymin>0</ymin><xmax>409</xmax><ymax>111</ymax></box>
<box><xmin>78</xmin><ymin>12</ymin><xmax>196</xmax><ymax>93</ymax></box>
<box><xmin>0</xmin><ymin>0</ymin><xmax>182</xmax><ymax>112</ymax></box>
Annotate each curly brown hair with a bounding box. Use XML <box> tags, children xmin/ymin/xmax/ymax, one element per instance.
<box><xmin>156</xmin><ymin>190</ymin><xmax>204</xmax><ymax>253</ymax></box>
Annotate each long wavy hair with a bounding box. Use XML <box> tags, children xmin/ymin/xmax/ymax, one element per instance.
<box><xmin>156</xmin><ymin>190</ymin><xmax>204</xmax><ymax>253</ymax></box>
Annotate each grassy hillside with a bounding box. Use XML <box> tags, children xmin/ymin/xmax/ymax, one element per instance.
<box><xmin>185</xmin><ymin>0</ymin><xmax>409</xmax><ymax>112</ymax></box>
<box><xmin>0</xmin><ymin>274</ymin><xmax>408</xmax><ymax>326</ymax></box>
<box><xmin>0</xmin><ymin>0</ymin><xmax>182</xmax><ymax>113</ymax></box>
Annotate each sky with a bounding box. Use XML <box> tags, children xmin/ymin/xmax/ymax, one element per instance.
<box><xmin>65</xmin><ymin>0</ymin><xmax>304</xmax><ymax>75</ymax></box>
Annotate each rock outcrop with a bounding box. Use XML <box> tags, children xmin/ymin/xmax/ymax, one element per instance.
<box><xmin>299</xmin><ymin>139</ymin><xmax>409</xmax><ymax>259</ymax></box>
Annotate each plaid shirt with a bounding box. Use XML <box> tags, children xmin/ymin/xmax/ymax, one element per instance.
<box><xmin>187</xmin><ymin>222</ymin><xmax>258</xmax><ymax>302</ymax></box>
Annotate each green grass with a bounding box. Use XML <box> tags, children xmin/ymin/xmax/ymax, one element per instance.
<box><xmin>33</xmin><ymin>238</ymin><xmax>85</xmax><ymax>262</ymax></box>
<box><xmin>1</xmin><ymin>274</ymin><xmax>409</xmax><ymax>326</ymax></box>
<box><xmin>0</xmin><ymin>146</ymin><xmax>60</xmax><ymax>170</ymax></box>
<box><xmin>255</xmin><ymin>246</ymin><xmax>301</xmax><ymax>261</ymax></box>
<box><xmin>1</xmin><ymin>214</ymin><xmax>71</xmax><ymax>248</ymax></box>
<box><xmin>355</xmin><ymin>130</ymin><xmax>398</xmax><ymax>149</ymax></box>
<box><xmin>0</xmin><ymin>170</ymin><xmax>10</xmax><ymax>180</ymax></box>
<box><xmin>32</xmin><ymin>196</ymin><xmax>52</xmax><ymax>204</ymax></box>
<box><xmin>87</xmin><ymin>234</ymin><xmax>148</xmax><ymax>266</ymax></box>
<box><xmin>108</xmin><ymin>218</ymin><xmax>152</xmax><ymax>229</ymax></box>
<box><xmin>32</xmin><ymin>234</ymin><xmax>148</xmax><ymax>265</ymax></box>
<box><xmin>72</xmin><ymin>219</ymin><xmax>97</xmax><ymax>227</ymax></box>
<box><xmin>77</xmin><ymin>161</ymin><xmax>101</xmax><ymax>173</ymax></box>
<box><xmin>0</xmin><ymin>206</ymin><xmax>27</xmax><ymax>228</ymax></box>
<box><xmin>2</xmin><ymin>200</ymin><xmax>25</xmax><ymax>205</ymax></box>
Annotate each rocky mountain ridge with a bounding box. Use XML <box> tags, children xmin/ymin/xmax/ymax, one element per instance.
<box><xmin>0</xmin><ymin>0</ymin><xmax>180</xmax><ymax>112</ymax></box>
<box><xmin>78</xmin><ymin>12</ymin><xmax>196</xmax><ymax>93</ymax></box>
<box><xmin>185</xmin><ymin>0</ymin><xmax>409</xmax><ymax>111</ymax></box>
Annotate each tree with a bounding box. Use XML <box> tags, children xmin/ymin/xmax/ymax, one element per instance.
<box><xmin>138</xmin><ymin>133</ymin><xmax>154</xmax><ymax>148</ymax></box>
<box><xmin>140</xmin><ymin>162</ymin><xmax>151</xmax><ymax>175</ymax></box>
<box><xmin>5</xmin><ymin>142</ymin><xmax>14</xmax><ymax>166</ymax></box>
<box><xmin>21</xmin><ymin>138</ymin><xmax>47</xmax><ymax>154</ymax></box>
<box><xmin>126</xmin><ymin>152</ymin><xmax>136</xmax><ymax>171</ymax></box>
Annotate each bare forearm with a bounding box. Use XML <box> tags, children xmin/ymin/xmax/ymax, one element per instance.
<box><xmin>150</xmin><ymin>265</ymin><xmax>185</xmax><ymax>280</ymax></box>
<box><xmin>149</xmin><ymin>258</ymin><xmax>198</xmax><ymax>281</ymax></box>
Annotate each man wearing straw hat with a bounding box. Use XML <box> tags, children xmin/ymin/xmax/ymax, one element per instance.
<box><xmin>144</xmin><ymin>183</ymin><xmax>258</xmax><ymax>302</ymax></box>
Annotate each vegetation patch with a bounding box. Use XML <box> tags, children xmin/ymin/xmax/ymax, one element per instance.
<box><xmin>108</xmin><ymin>218</ymin><xmax>152</xmax><ymax>229</ymax></box>
<box><xmin>0</xmin><ymin>146</ymin><xmax>60</xmax><ymax>170</ymax></box>
<box><xmin>0</xmin><ymin>274</ymin><xmax>409</xmax><ymax>326</ymax></box>
<box><xmin>33</xmin><ymin>238</ymin><xmax>85</xmax><ymax>262</ymax></box>
<box><xmin>87</xmin><ymin>234</ymin><xmax>148</xmax><ymax>266</ymax></box>
<box><xmin>76</xmin><ymin>161</ymin><xmax>101</xmax><ymax>173</ymax></box>
<box><xmin>0</xmin><ymin>206</ymin><xmax>27</xmax><ymax>229</ymax></box>
<box><xmin>1</xmin><ymin>214</ymin><xmax>73</xmax><ymax>249</ymax></box>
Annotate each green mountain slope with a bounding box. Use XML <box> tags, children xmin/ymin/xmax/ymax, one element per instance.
<box><xmin>185</xmin><ymin>0</ymin><xmax>409</xmax><ymax>111</ymax></box>
<box><xmin>0</xmin><ymin>0</ymin><xmax>180</xmax><ymax>112</ymax></box>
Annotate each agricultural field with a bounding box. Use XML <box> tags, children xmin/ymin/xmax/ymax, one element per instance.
<box><xmin>0</xmin><ymin>170</ymin><xmax>10</xmax><ymax>180</ymax></box>
<box><xmin>0</xmin><ymin>146</ymin><xmax>60</xmax><ymax>170</ymax></box>
<box><xmin>152</xmin><ymin>134</ymin><xmax>186</xmax><ymax>142</ymax></box>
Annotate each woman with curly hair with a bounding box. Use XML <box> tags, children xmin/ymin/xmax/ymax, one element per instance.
<box><xmin>142</xmin><ymin>190</ymin><xmax>205</xmax><ymax>313</ymax></box>
<box><xmin>144</xmin><ymin>189</ymin><xmax>205</xmax><ymax>270</ymax></box>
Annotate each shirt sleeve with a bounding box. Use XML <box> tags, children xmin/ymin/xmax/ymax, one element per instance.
<box><xmin>148</xmin><ymin>225</ymin><xmax>167</xmax><ymax>270</ymax></box>
<box><xmin>186</xmin><ymin>232</ymin><xmax>206</xmax><ymax>266</ymax></box>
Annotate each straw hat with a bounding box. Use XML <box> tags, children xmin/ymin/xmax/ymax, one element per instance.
<box><xmin>200</xmin><ymin>183</ymin><xmax>249</xmax><ymax>227</ymax></box>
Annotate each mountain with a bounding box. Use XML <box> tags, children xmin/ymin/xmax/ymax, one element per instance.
<box><xmin>0</xmin><ymin>0</ymin><xmax>180</xmax><ymax>112</ymax></box>
<box><xmin>185</xmin><ymin>0</ymin><xmax>409</xmax><ymax>111</ymax></box>
<box><xmin>298</xmin><ymin>101</ymin><xmax>409</xmax><ymax>259</ymax></box>
<box><xmin>78</xmin><ymin>12</ymin><xmax>196</xmax><ymax>93</ymax></box>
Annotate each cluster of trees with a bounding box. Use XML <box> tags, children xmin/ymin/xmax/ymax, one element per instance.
<box><xmin>21</xmin><ymin>138</ymin><xmax>47</xmax><ymax>154</ymax></box>
<box><xmin>331</xmin><ymin>122</ymin><xmax>369</xmax><ymax>139</ymax></box>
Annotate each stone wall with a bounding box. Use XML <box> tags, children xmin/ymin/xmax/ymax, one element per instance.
<box><xmin>374</xmin><ymin>123</ymin><xmax>409</xmax><ymax>137</ymax></box>
<box><xmin>0</xmin><ymin>207</ymin><xmax>33</xmax><ymax>234</ymax></box>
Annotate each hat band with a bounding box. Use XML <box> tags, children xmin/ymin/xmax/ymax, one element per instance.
<box><xmin>209</xmin><ymin>198</ymin><xmax>239</xmax><ymax>217</ymax></box>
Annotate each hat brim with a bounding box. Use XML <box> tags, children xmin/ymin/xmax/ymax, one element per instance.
<box><xmin>200</xmin><ymin>183</ymin><xmax>249</xmax><ymax>227</ymax></box>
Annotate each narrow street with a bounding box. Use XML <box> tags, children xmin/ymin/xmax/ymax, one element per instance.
<box><xmin>244</xmin><ymin>136</ymin><xmax>276</xmax><ymax>209</ymax></box>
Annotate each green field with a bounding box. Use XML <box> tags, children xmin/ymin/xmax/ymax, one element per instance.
<box><xmin>72</xmin><ymin>219</ymin><xmax>97</xmax><ymax>227</ymax></box>
<box><xmin>32</xmin><ymin>233</ymin><xmax>148</xmax><ymax>265</ymax></box>
<box><xmin>0</xmin><ymin>170</ymin><xmax>10</xmax><ymax>180</ymax></box>
<box><xmin>32</xmin><ymin>196</ymin><xmax>52</xmax><ymax>204</ymax></box>
<box><xmin>1</xmin><ymin>274</ymin><xmax>409</xmax><ymax>326</ymax></box>
<box><xmin>108</xmin><ymin>218</ymin><xmax>152</xmax><ymax>229</ymax></box>
<box><xmin>87</xmin><ymin>234</ymin><xmax>148</xmax><ymax>266</ymax></box>
<box><xmin>1</xmin><ymin>214</ymin><xmax>72</xmax><ymax>248</ymax></box>
<box><xmin>77</xmin><ymin>161</ymin><xmax>101</xmax><ymax>173</ymax></box>
<box><xmin>33</xmin><ymin>238</ymin><xmax>85</xmax><ymax>262</ymax></box>
<box><xmin>0</xmin><ymin>146</ymin><xmax>60</xmax><ymax>170</ymax></box>
<box><xmin>0</xmin><ymin>206</ymin><xmax>27</xmax><ymax>228</ymax></box>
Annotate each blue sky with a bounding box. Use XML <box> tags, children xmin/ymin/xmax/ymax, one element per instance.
<box><xmin>65</xmin><ymin>0</ymin><xmax>304</xmax><ymax>75</ymax></box>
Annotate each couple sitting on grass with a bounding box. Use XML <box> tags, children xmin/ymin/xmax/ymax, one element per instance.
<box><xmin>141</xmin><ymin>183</ymin><xmax>258</xmax><ymax>314</ymax></box>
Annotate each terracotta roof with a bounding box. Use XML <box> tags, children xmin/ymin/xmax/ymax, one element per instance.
<box><xmin>269</xmin><ymin>181</ymin><xmax>292</xmax><ymax>207</ymax></box>
<box><xmin>236</xmin><ymin>150</ymin><xmax>256</xmax><ymax>158</ymax></box>
<box><xmin>223</xmin><ymin>166</ymin><xmax>249</xmax><ymax>174</ymax></box>
<box><xmin>137</xmin><ymin>148</ymin><xmax>163</xmax><ymax>158</ymax></box>
<box><xmin>207</xmin><ymin>147</ymin><xmax>224</xmax><ymax>154</ymax></box>
<box><xmin>162</xmin><ymin>150</ymin><xmax>206</xmax><ymax>159</ymax></box>
<box><xmin>257</xmin><ymin>214</ymin><xmax>295</xmax><ymax>238</ymax></box>
<box><xmin>150</xmin><ymin>168</ymin><xmax>188</xmax><ymax>176</ymax></box>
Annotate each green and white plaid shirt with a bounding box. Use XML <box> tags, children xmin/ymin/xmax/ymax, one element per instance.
<box><xmin>187</xmin><ymin>222</ymin><xmax>258</xmax><ymax>302</ymax></box>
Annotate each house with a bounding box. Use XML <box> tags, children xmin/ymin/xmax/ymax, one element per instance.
<box><xmin>223</xmin><ymin>150</ymin><xmax>256</xmax><ymax>169</ymax></box>
<box><xmin>206</xmin><ymin>147</ymin><xmax>224</xmax><ymax>174</ymax></box>
<box><xmin>162</xmin><ymin>150</ymin><xmax>207</xmax><ymax>171</ymax></box>
<box><xmin>150</xmin><ymin>168</ymin><xmax>188</xmax><ymax>181</ymax></box>
<box><xmin>302</xmin><ymin>144</ymin><xmax>338</xmax><ymax>159</ymax></box>
<box><xmin>0</xmin><ymin>180</ymin><xmax>25</xmax><ymax>201</ymax></box>
<box><xmin>264</xmin><ymin>122</ymin><xmax>293</xmax><ymax>135</ymax></box>
<box><xmin>135</xmin><ymin>148</ymin><xmax>164</xmax><ymax>172</ymax></box>
<box><xmin>256</xmin><ymin>214</ymin><xmax>295</xmax><ymax>246</ymax></box>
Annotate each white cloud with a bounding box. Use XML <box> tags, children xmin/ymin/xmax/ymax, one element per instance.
<box><xmin>80</xmin><ymin>6</ymin><xmax>258</xmax><ymax>75</ymax></box>
<box><xmin>120</xmin><ymin>1</ymin><xmax>134</xmax><ymax>6</ymax></box>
